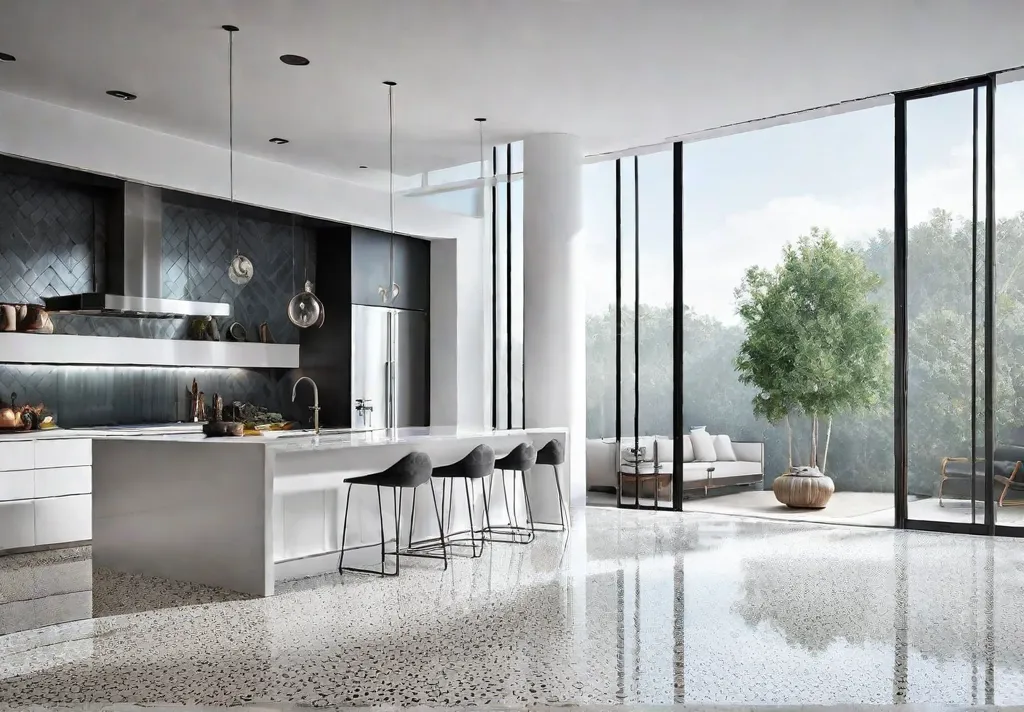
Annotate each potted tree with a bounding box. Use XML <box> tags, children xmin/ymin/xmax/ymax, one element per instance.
<box><xmin>735</xmin><ymin>228</ymin><xmax>888</xmax><ymax>508</ymax></box>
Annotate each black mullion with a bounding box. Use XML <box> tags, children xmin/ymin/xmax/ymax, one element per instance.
<box><xmin>984</xmin><ymin>75</ymin><xmax>996</xmax><ymax>535</ymax></box>
<box><xmin>506</xmin><ymin>143</ymin><xmax>513</xmax><ymax>429</ymax></box>
<box><xmin>615</xmin><ymin>159</ymin><xmax>623</xmax><ymax>509</ymax></box>
<box><xmin>894</xmin><ymin>94</ymin><xmax>909</xmax><ymax>528</ymax></box>
<box><xmin>633</xmin><ymin>155</ymin><xmax>640</xmax><ymax>510</ymax></box>
<box><xmin>971</xmin><ymin>87</ymin><xmax>979</xmax><ymax>525</ymax></box>
<box><xmin>672</xmin><ymin>142</ymin><xmax>684</xmax><ymax>511</ymax></box>
<box><xmin>901</xmin><ymin>76</ymin><xmax>987</xmax><ymax>102</ymax></box>
<box><xmin>491</xmin><ymin>146</ymin><xmax>498</xmax><ymax>430</ymax></box>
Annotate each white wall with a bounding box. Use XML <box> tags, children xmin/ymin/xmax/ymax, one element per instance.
<box><xmin>429</xmin><ymin>233</ymin><xmax>491</xmax><ymax>429</ymax></box>
<box><xmin>0</xmin><ymin>89</ymin><xmax>480</xmax><ymax>242</ymax></box>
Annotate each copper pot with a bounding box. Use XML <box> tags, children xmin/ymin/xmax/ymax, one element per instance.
<box><xmin>0</xmin><ymin>408</ymin><xmax>18</xmax><ymax>429</ymax></box>
<box><xmin>0</xmin><ymin>305</ymin><xmax>15</xmax><ymax>332</ymax></box>
<box><xmin>21</xmin><ymin>305</ymin><xmax>53</xmax><ymax>334</ymax></box>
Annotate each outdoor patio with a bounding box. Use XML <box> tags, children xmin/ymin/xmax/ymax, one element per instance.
<box><xmin>588</xmin><ymin>489</ymin><xmax>1024</xmax><ymax>528</ymax></box>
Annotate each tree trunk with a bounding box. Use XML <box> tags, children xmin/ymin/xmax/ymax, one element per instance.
<box><xmin>822</xmin><ymin>416</ymin><xmax>833</xmax><ymax>475</ymax></box>
<box><xmin>810</xmin><ymin>415</ymin><xmax>818</xmax><ymax>469</ymax></box>
<box><xmin>786</xmin><ymin>414</ymin><xmax>793</xmax><ymax>469</ymax></box>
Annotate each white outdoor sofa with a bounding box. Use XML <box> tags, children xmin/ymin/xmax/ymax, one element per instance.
<box><xmin>586</xmin><ymin>435</ymin><xmax>764</xmax><ymax>496</ymax></box>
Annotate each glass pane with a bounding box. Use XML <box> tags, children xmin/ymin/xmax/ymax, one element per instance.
<box><xmin>494</xmin><ymin>172</ymin><xmax>509</xmax><ymax>429</ymax></box>
<box><xmin>906</xmin><ymin>86</ymin><xmax>988</xmax><ymax>525</ymax></box>
<box><xmin>620</xmin><ymin>158</ymin><xmax>638</xmax><ymax>504</ymax></box>
<box><xmin>583</xmin><ymin>160</ymin><xmax>618</xmax><ymax>506</ymax></box>
<box><xmin>637</xmin><ymin>150</ymin><xmax>674</xmax><ymax>508</ymax></box>
<box><xmin>510</xmin><ymin>178</ymin><xmax>524</xmax><ymax>428</ymax></box>
<box><xmin>994</xmin><ymin>79</ymin><xmax>1024</xmax><ymax>527</ymax></box>
<box><xmin>683</xmin><ymin>104</ymin><xmax>894</xmax><ymax>523</ymax></box>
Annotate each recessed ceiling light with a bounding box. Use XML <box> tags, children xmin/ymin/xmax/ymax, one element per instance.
<box><xmin>269</xmin><ymin>137</ymin><xmax>289</xmax><ymax>145</ymax></box>
<box><xmin>280</xmin><ymin>54</ymin><xmax>309</xmax><ymax>66</ymax></box>
<box><xmin>105</xmin><ymin>90</ymin><xmax>137</xmax><ymax>101</ymax></box>
<box><xmin>0</xmin><ymin>52</ymin><xmax>15</xmax><ymax>63</ymax></box>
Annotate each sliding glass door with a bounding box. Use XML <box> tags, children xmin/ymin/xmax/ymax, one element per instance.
<box><xmin>897</xmin><ymin>75</ymin><xmax>996</xmax><ymax>533</ymax></box>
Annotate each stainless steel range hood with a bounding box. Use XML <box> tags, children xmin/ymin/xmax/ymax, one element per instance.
<box><xmin>44</xmin><ymin>183</ymin><xmax>231</xmax><ymax>319</ymax></box>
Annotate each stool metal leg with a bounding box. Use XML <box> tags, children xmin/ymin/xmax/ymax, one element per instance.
<box><xmin>399</xmin><ymin>481</ymin><xmax>451</xmax><ymax>570</ymax></box>
<box><xmin>521</xmin><ymin>469</ymin><xmax>537</xmax><ymax>543</ymax></box>
<box><xmin>552</xmin><ymin>464</ymin><xmax>568</xmax><ymax>531</ymax></box>
<box><xmin>339</xmin><ymin>483</ymin><xmax>400</xmax><ymax>578</ymax></box>
<box><xmin>430</xmin><ymin>481</ymin><xmax>449</xmax><ymax>570</ymax></box>
<box><xmin>483</xmin><ymin>468</ymin><xmax>534</xmax><ymax>545</ymax></box>
<box><xmin>463</xmin><ymin>477</ymin><xmax>482</xmax><ymax>558</ymax></box>
<box><xmin>338</xmin><ymin>483</ymin><xmax>353</xmax><ymax>575</ymax></box>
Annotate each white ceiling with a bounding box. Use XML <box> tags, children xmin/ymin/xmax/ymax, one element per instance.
<box><xmin>1</xmin><ymin>0</ymin><xmax>1023</xmax><ymax>177</ymax></box>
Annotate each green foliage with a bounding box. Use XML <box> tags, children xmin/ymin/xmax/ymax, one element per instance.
<box><xmin>733</xmin><ymin>229</ymin><xmax>889</xmax><ymax>469</ymax></box>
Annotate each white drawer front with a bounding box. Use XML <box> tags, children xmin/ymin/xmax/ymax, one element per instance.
<box><xmin>34</xmin><ymin>494</ymin><xmax>91</xmax><ymax>546</ymax></box>
<box><xmin>0</xmin><ymin>470</ymin><xmax>34</xmax><ymax>502</ymax></box>
<box><xmin>0</xmin><ymin>500</ymin><xmax>35</xmax><ymax>550</ymax></box>
<box><xmin>34</xmin><ymin>466</ymin><xmax>91</xmax><ymax>498</ymax></box>
<box><xmin>34</xmin><ymin>438</ymin><xmax>92</xmax><ymax>469</ymax></box>
<box><xmin>0</xmin><ymin>441</ymin><xmax>34</xmax><ymax>472</ymax></box>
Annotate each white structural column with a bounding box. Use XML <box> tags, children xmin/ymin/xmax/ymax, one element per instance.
<box><xmin>523</xmin><ymin>133</ymin><xmax>586</xmax><ymax>508</ymax></box>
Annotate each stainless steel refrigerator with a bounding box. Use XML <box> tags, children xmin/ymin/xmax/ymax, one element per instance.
<box><xmin>351</xmin><ymin>305</ymin><xmax>428</xmax><ymax>429</ymax></box>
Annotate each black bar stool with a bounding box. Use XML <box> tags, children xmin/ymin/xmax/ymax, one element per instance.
<box><xmin>535</xmin><ymin>439</ymin><xmax>568</xmax><ymax>531</ymax></box>
<box><xmin>338</xmin><ymin>451</ymin><xmax>446</xmax><ymax>577</ymax></box>
<box><xmin>409</xmin><ymin>444</ymin><xmax>496</xmax><ymax>559</ymax></box>
<box><xmin>486</xmin><ymin>442</ymin><xmax>537</xmax><ymax>545</ymax></box>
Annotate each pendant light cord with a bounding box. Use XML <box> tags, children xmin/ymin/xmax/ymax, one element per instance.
<box><xmin>387</xmin><ymin>81</ymin><xmax>396</xmax><ymax>302</ymax></box>
<box><xmin>223</xmin><ymin>25</ymin><xmax>240</xmax><ymax>262</ymax></box>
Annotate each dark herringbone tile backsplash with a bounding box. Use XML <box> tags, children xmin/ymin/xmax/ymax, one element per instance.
<box><xmin>0</xmin><ymin>170</ymin><xmax>315</xmax><ymax>426</ymax></box>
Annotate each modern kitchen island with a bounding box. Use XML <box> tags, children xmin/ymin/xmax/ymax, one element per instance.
<box><xmin>92</xmin><ymin>427</ymin><xmax>569</xmax><ymax>596</ymax></box>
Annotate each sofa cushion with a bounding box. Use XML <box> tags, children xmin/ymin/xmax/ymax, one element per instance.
<box><xmin>683</xmin><ymin>435</ymin><xmax>694</xmax><ymax>462</ymax></box>
<box><xmin>690</xmin><ymin>429</ymin><xmax>717</xmax><ymax>462</ymax></box>
<box><xmin>654</xmin><ymin>437</ymin><xmax>673</xmax><ymax>463</ymax></box>
<box><xmin>714</xmin><ymin>435</ymin><xmax>738</xmax><ymax>462</ymax></box>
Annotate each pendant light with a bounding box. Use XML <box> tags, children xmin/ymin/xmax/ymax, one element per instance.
<box><xmin>223</xmin><ymin>24</ymin><xmax>253</xmax><ymax>287</ymax></box>
<box><xmin>378</xmin><ymin>80</ymin><xmax>400</xmax><ymax>304</ymax></box>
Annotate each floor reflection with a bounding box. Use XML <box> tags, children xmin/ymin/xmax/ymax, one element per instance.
<box><xmin>2</xmin><ymin>509</ymin><xmax>1024</xmax><ymax>706</ymax></box>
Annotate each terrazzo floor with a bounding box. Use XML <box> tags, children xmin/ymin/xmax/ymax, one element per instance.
<box><xmin>2</xmin><ymin>507</ymin><xmax>1024</xmax><ymax>706</ymax></box>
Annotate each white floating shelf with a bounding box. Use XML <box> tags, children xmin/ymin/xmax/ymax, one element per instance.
<box><xmin>0</xmin><ymin>333</ymin><xmax>299</xmax><ymax>369</ymax></box>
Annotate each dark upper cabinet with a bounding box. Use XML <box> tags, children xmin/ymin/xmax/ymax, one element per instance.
<box><xmin>350</xmin><ymin>227</ymin><xmax>392</xmax><ymax>307</ymax></box>
<box><xmin>350</xmin><ymin>227</ymin><xmax>430</xmax><ymax>312</ymax></box>
<box><xmin>392</xmin><ymin>234</ymin><xmax>430</xmax><ymax>311</ymax></box>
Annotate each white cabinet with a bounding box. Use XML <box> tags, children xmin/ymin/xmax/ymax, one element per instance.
<box><xmin>34</xmin><ymin>466</ymin><xmax>91</xmax><ymax>498</ymax></box>
<box><xmin>0</xmin><ymin>470</ymin><xmax>34</xmax><ymax>502</ymax></box>
<box><xmin>0</xmin><ymin>501</ymin><xmax>35</xmax><ymax>550</ymax></box>
<box><xmin>0</xmin><ymin>440</ymin><xmax>34</xmax><ymax>471</ymax></box>
<box><xmin>34</xmin><ymin>494</ymin><xmax>91</xmax><ymax>546</ymax></box>
<box><xmin>34</xmin><ymin>438</ymin><xmax>91</xmax><ymax>468</ymax></box>
<box><xmin>0</xmin><ymin>437</ymin><xmax>94</xmax><ymax>553</ymax></box>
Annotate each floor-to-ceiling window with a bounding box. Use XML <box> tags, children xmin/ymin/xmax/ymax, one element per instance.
<box><xmin>492</xmin><ymin>142</ymin><xmax>524</xmax><ymax>429</ymax></box>
<box><xmin>681</xmin><ymin>105</ymin><xmax>895</xmax><ymax>521</ymax></box>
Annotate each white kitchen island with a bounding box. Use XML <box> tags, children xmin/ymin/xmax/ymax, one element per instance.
<box><xmin>92</xmin><ymin>427</ymin><xmax>569</xmax><ymax>596</ymax></box>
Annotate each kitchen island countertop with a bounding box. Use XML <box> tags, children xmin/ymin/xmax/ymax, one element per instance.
<box><xmin>91</xmin><ymin>426</ymin><xmax>570</xmax><ymax>596</ymax></box>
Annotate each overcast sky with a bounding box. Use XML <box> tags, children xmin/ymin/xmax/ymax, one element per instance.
<box><xmin>583</xmin><ymin>80</ymin><xmax>1024</xmax><ymax>324</ymax></box>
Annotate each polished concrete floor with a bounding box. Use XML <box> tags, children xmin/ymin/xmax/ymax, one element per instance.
<box><xmin>2</xmin><ymin>508</ymin><xmax>1024</xmax><ymax>706</ymax></box>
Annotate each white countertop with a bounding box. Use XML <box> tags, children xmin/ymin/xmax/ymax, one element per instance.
<box><xmin>0</xmin><ymin>424</ymin><xmax>204</xmax><ymax>441</ymax></box>
<box><xmin>101</xmin><ymin>426</ymin><xmax>549</xmax><ymax>452</ymax></box>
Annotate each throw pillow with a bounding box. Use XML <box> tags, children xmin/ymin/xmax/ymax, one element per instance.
<box><xmin>682</xmin><ymin>435</ymin><xmax>695</xmax><ymax>462</ymax></box>
<box><xmin>690</xmin><ymin>429</ymin><xmax>717</xmax><ymax>462</ymax></box>
<box><xmin>714</xmin><ymin>434</ymin><xmax>738</xmax><ymax>462</ymax></box>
